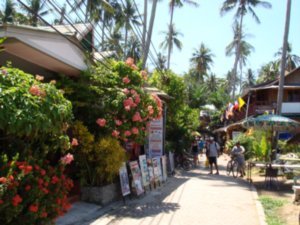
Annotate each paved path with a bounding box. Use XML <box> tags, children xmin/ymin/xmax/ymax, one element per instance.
<box><xmin>56</xmin><ymin>155</ymin><xmax>265</xmax><ymax>225</ymax></box>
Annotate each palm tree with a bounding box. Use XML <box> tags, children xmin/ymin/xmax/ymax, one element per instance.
<box><xmin>102</xmin><ymin>27</ymin><xmax>123</xmax><ymax>57</ymax></box>
<box><xmin>256</xmin><ymin>61</ymin><xmax>279</xmax><ymax>83</ymax></box>
<box><xmin>206</xmin><ymin>73</ymin><xmax>218</xmax><ymax>93</ymax></box>
<box><xmin>117</xmin><ymin>0</ymin><xmax>141</xmax><ymax>58</ymax></box>
<box><xmin>21</xmin><ymin>0</ymin><xmax>50</xmax><ymax>26</ymax></box>
<box><xmin>226</xmin><ymin>22</ymin><xmax>254</xmax><ymax>93</ymax></box>
<box><xmin>53</xmin><ymin>3</ymin><xmax>66</xmax><ymax>25</ymax></box>
<box><xmin>155</xmin><ymin>52</ymin><xmax>167</xmax><ymax>71</ymax></box>
<box><xmin>160</xmin><ymin>23</ymin><xmax>183</xmax><ymax>68</ymax></box>
<box><xmin>275</xmin><ymin>42</ymin><xmax>300</xmax><ymax>72</ymax></box>
<box><xmin>242</xmin><ymin>68</ymin><xmax>255</xmax><ymax>91</ymax></box>
<box><xmin>190</xmin><ymin>43</ymin><xmax>214</xmax><ymax>82</ymax></box>
<box><xmin>167</xmin><ymin>0</ymin><xmax>198</xmax><ymax>69</ymax></box>
<box><xmin>0</xmin><ymin>0</ymin><xmax>16</xmax><ymax>23</ymax></box>
<box><xmin>220</xmin><ymin>0</ymin><xmax>271</xmax><ymax>98</ymax></box>
<box><xmin>126</xmin><ymin>34</ymin><xmax>142</xmax><ymax>62</ymax></box>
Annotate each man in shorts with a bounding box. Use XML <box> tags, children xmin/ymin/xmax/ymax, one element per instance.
<box><xmin>207</xmin><ymin>137</ymin><xmax>220</xmax><ymax>175</ymax></box>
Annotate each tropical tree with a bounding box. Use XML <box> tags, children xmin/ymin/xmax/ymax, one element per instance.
<box><xmin>160</xmin><ymin>23</ymin><xmax>183</xmax><ymax>68</ymax></box>
<box><xmin>242</xmin><ymin>68</ymin><xmax>255</xmax><ymax>92</ymax></box>
<box><xmin>102</xmin><ymin>27</ymin><xmax>123</xmax><ymax>57</ymax></box>
<box><xmin>155</xmin><ymin>52</ymin><xmax>167</xmax><ymax>71</ymax></box>
<box><xmin>256</xmin><ymin>61</ymin><xmax>279</xmax><ymax>83</ymax></box>
<box><xmin>226</xmin><ymin>22</ymin><xmax>254</xmax><ymax>93</ymax></box>
<box><xmin>275</xmin><ymin>42</ymin><xmax>300</xmax><ymax>72</ymax></box>
<box><xmin>220</xmin><ymin>0</ymin><xmax>271</xmax><ymax>98</ymax></box>
<box><xmin>117</xmin><ymin>0</ymin><xmax>141</xmax><ymax>58</ymax></box>
<box><xmin>21</xmin><ymin>0</ymin><xmax>50</xmax><ymax>26</ymax></box>
<box><xmin>190</xmin><ymin>43</ymin><xmax>214</xmax><ymax>82</ymax></box>
<box><xmin>53</xmin><ymin>3</ymin><xmax>66</xmax><ymax>25</ymax></box>
<box><xmin>167</xmin><ymin>0</ymin><xmax>198</xmax><ymax>69</ymax></box>
<box><xmin>126</xmin><ymin>34</ymin><xmax>142</xmax><ymax>62</ymax></box>
<box><xmin>0</xmin><ymin>0</ymin><xmax>16</xmax><ymax>23</ymax></box>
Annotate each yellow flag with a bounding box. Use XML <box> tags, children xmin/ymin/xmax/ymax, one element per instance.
<box><xmin>238</xmin><ymin>97</ymin><xmax>246</xmax><ymax>110</ymax></box>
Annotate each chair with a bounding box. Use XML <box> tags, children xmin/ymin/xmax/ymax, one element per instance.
<box><xmin>265</xmin><ymin>164</ymin><xmax>279</xmax><ymax>189</ymax></box>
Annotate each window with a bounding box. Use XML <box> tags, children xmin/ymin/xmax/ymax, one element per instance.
<box><xmin>287</xmin><ymin>90</ymin><xmax>300</xmax><ymax>102</ymax></box>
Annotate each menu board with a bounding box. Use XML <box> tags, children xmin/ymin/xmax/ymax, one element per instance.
<box><xmin>139</xmin><ymin>155</ymin><xmax>150</xmax><ymax>186</ymax></box>
<box><xmin>152</xmin><ymin>157</ymin><xmax>160</xmax><ymax>183</ymax></box>
<box><xmin>119</xmin><ymin>163</ymin><xmax>130</xmax><ymax>196</ymax></box>
<box><xmin>149</xmin><ymin>118</ymin><xmax>163</xmax><ymax>157</ymax></box>
<box><xmin>129</xmin><ymin>161</ymin><xmax>144</xmax><ymax>196</ymax></box>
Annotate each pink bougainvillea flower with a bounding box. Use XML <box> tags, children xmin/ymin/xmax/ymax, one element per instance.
<box><xmin>0</xmin><ymin>177</ymin><xmax>7</xmax><ymax>183</ymax></box>
<box><xmin>12</xmin><ymin>194</ymin><xmax>22</xmax><ymax>207</ymax></box>
<box><xmin>122</xmin><ymin>76</ymin><xmax>130</xmax><ymax>84</ymax></box>
<box><xmin>115</xmin><ymin>120</ymin><xmax>122</xmax><ymax>126</ymax></box>
<box><xmin>123</xmin><ymin>98</ymin><xmax>134</xmax><ymax>107</ymax></box>
<box><xmin>35</xmin><ymin>74</ymin><xmax>44</xmax><ymax>81</ymax></box>
<box><xmin>123</xmin><ymin>88</ymin><xmax>130</xmax><ymax>95</ymax></box>
<box><xmin>131</xmin><ymin>127</ymin><xmax>139</xmax><ymax>135</ymax></box>
<box><xmin>134</xmin><ymin>95</ymin><xmax>140</xmax><ymax>104</ymax></box>
<box><xmin>25</xmin><ymin>185</ymin><xmax>31</xmax><ymax>191</ymax></box>
<box><xmin>125</xmin><ymin>57</ymin><xmax>134</xmax><ymax>66</ymax></box>
<box><xmin>148</xmin><ymin>105</ymin><xmax>154</xmax><ymax>115</ymax></box>
<box><xmin>29</xmin><ymin>85</ymin><xmax>46</xmax><ymax>97</ymax></box>
<box><xmin>112</xmin><ymin>130</ymin><xmax>120</xmax><ymax>137</ymax></box>
<box><xmin>124</xmin><ymin>105</ymin><xmax>131</xmax><ymax>111</ymax></box>
<box><xmin>40</xmin><ymin>169</ymin><xmax>46</xmax><ymax>176</ymax></box>
<box><xmin>60</xmin><ymin>153</ymin><xmax>74</xmax><ymax>165</ymax></box>
<box><xmin>131</xmin><ymin>64</ymin><xmax>138</xmax><ymax>70</ymax></box>
<box><xmin>71</xmin><ymin>138</ymin><xmax>79</xmax><ymax>146</ymax></box>
<box><xmin>130</xmin><ymin>89</ymin><xmax>137</xmax><ymax>95</ymax></box>
<box><xmin>29</xmin><ymin>204</ymin><xmax>39</xmax><ymax>213</ymax></box>
<box><xmin>124</xmin><ymin>130</ymin><xmax>131</xmax><ymax>136</ymax></box>
<box><xmin>51</xmin><ymin>176</ymin><xmax>60</xmax><ymax>184</ymax></box>
<box><xmin>96</xmin><ymin>118</ymin><xmax>106</xmax><ymax>127</ymax></box>
<box><xmin>132</xmin><ymin>112</ymin><xmax>142</xmax><ymax>122</ymax></box>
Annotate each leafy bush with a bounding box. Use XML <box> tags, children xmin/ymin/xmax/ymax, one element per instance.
<box><xmin>71</xmin><ymin>121</ymin><xmax>126</xmax><ymax>186</ymax></box>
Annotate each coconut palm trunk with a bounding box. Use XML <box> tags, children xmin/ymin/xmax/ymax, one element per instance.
<box><xmin>142</xmin><ymin>0</ymin><xmax>158</xmax><ymax>68</ymax></box>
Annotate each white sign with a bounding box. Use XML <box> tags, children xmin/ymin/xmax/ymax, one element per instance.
<box><xmin>149</xmin><ymin>118</ymin><xmax>163</xmax><ymax>157</ymax></box>
<box><xmin>119</xmin><ymin>163</ymin><xmax>130</xmax><ymax>196</ymax></box>
<box><xmin>129</xmin><ymin>161</ymin><xmax>144</xmax><ymax>196</ymax></box>
<box><xmin>139</xmin><ymin>155</ymin><xmax>150</xmax><ymax>186</ymax></box>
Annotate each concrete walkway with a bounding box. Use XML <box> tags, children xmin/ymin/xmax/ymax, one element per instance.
<box><xmin>56</xmin><ymin>155</ymin><xmax>266</xmax><ymax>225</ymax></box>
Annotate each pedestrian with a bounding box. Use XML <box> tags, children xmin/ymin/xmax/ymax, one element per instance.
<box><xmin>231</xmin><ymin>141</ymin><xmax>246</xmax><ymax>177</ymax></box>
<box><xmin>207</xmin><ymin>137</ymin><xmax>220</xmax><ymax>175</ymax></box>
<box><xmin>191</xmin><ymin>139</ymin><xmax>199</xmax><ymax>167</ymax></box>
<box><xmin>198</xmin><ymin>137</ymin><xmax>205</xmax><ymax>157</ymax></box>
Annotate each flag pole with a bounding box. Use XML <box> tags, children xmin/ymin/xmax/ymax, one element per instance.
<box><xmin>245</xmin><ymin>92</ymin><xmax>251</xmax><ymax>120</ymax></box>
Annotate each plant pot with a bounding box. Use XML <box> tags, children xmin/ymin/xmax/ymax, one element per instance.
<box><xmin>81</xmin><ymin>183</ymin><xmax>120</xmax><ymax>205</ymax></box>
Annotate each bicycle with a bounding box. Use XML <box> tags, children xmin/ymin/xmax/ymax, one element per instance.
<box><xmin>226</xmin><ymin>156</ymin><xmax>239</xmax><ymax>178</ymax></box>
<box><xmin>175</xmin><ymin>150</ymin><xmax>193</xmax><ymax>171</ymax></box>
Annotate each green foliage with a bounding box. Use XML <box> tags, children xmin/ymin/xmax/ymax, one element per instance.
<box><xmin>58</xmin><ymin>59</ymin><xmax>161</xmax><ymax>144</ymax></box>
<box><xmin>0</xmin><ymin>67</ymin><xmax>72</xmax><ymax>139</ymax></box>
<box><xmin>259</xmin><ymin>196</ymin><xmax>287</xmax><ymax>225</ymax></box>
<box><xmin>149</xmin><ymin>70</ymin><xmax>200</xmax><ymax>152</ymax></box>
<box><xmin>71</xmin><ymin>121</ymin><xmax>126</xmax><ymax>186</ymax></box>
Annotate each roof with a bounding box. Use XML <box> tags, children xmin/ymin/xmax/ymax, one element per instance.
<box><xmin>241</xmin><ymin>67</ymin><xmax>300</xmax><ymax>98</ymax></box>
<box><xmin>143</xmin><ymin>86</ymin><xmax>173</xmax><ymax>101</ymax></box>
<box><xmin>213</xmin><ymin>121</ymin><xmax>244</xmax><ymax>133</ymax></box>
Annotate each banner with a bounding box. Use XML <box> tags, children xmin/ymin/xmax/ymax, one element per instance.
<box><xmin>149</xmin><ymin>118</ymin><xmax>163</xmax><ymax>157</ymax></box>
<box><xmin>138</xmin><ymin>155</ymin><xmax>150</xmax><ymax>186</ymax></box>
<box><xmin>119</xmin><ymin>163</ymin><xmax>130</xmax><ymax>196</ymax></box>
<box><xmin>129</xmin><ymin>161</ymin><xmax>144</xmax><ymax>196</ymax></box>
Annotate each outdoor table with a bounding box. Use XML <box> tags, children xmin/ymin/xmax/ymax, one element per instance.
<box><xmin>247</xmin><ymin>162</ymin><xmax>300</xmax><ymax>189</ymax></box>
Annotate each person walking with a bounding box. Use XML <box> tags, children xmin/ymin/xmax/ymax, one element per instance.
<box><xmin>198</xmin><ymin>137</ymin><xmax>205</xmax><ymax>157</ymax></box>
<box><xmin>191</xmin><ymin>139</ymin><xmax>199</xmax><ymax>167</ymax></box>
<box><xmin>231</xmin><ymin>141</ymin><xmax>246</xmax><ymax>177</ymax></box>
<box><xmin>207</xmin><ymin>137</ymin><xmax>220</xmax><ymax>175</ymax></box>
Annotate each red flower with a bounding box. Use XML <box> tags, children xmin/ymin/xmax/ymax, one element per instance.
<box><xmin>12</xmin><ymin>194</ymin><xmax>22</xmax><ymax>207</ymax></box>
<box><xmin>122</xmin><ymin>76</ymin><xmax>130</xmax><ymax>84</ymax></box>
<box><xmin>25</xmin><ymin>185</ymin><xmax>31</xmax><ymax>191</ymax></box>
<box><xmin>125</xmin><ymin>57</ymin><xmax>134</xmax><ymax>66</ymax></box>
<box><xmin>29</xmin><ymin>85</ymin><xmax>46</xmax><ymax>97</ymax></box>
<box><xmin>0</xmin><ymin>177</ymin><xmax>7</xmax><ymax>183</ymax></box>
<box><xmin>112</xmin><ymin>130</ymin><xmax>120</xmax><ymax>138</ymax></box>
<box><xmin>132</xmin><ymin>112</ymin><xmax>142</xmax><ymax>122</ymax></box>
<box><xmin>115</xmin><ymin>120</ymin><xmax>122</xmax><ymax>126</ymax></box>
<box><xmin>51</xmin><ymin>176</ymin><xmax>59</xmax><ymax>184</ymax></box>
<box><xmin>96</xmin><ymin>118</ymin><xmax>106</xmax><ymax>127</ymax></box>
<box><xmin>60</xmin><ymin>153</ymin><xmax>74</xmax><ymax>165</ymax></box>
<box><xmin>41</xmin><ymin>211</ymin><xmax>48</xmax><ymax>218</ymax></box>
<box><xmin>40</xmin><ymin>170</ymin><xmax>46</xmax><ymax>176</ymax></box>
<box><xmin>0</xmin><ymin>199</ymin><xmax>3</xmax><ymax>204</ymax></box>
<box><xmin>29</xmin><ymin>204</ymin><xmax>39</xmax><ymax>213</ymax></box>
<box><xmin>71</xmin><ymin>138</ymin><xmax>79</xmax><ymax>146</ymax></box>
<box><xmin>131</xmin><ymin>127</ymin><xmax>139</xmax><ymax>135</ymax></box>
<box><xmin>123</xmin><ymin>88</ymin><xmax>130</xmax><ymax>95</ymax></box>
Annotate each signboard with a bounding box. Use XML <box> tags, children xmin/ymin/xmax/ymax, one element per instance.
<box><xmin>149</xmin><ymin>118</ymin><xmax>163</xmax><ymax>157</ymax></box>
<box><xmin>147</xmin><ymin>159</ymin><xmax>155</xmax><ymax>185</ymax></box>
<box><xmin>119</xmin><ymin>163</ymin><xmax>130</xmax><ymax>196</ymax></box>
<box><xmin>139</xmin><ymin>155</ymin><xmax>150</xmax><ymax>186</ymax></box>
<box><xmin>156</xmin><ymin>157</ymin><xmax>163</xmax><ymax>182</ymax></box>
<box><xmin>161</xmin><ymin>155</ymin><xmax>168</xmax><ymax>182</ymax></box>
<box><xmin>152</xmin><ymin>157</ymin><xmax>160</xmax><ymax>183</ymax></box>
<box><xmin>129</xmin><ymin>161</ymin><xmax>144</xmax><ymax>196</ymax></box>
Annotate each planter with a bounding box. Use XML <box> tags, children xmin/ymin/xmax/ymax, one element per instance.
<box><xmin>81</xmin><ymin>183</ymin><xmax>120</xmax><ymax>205</ymax></box>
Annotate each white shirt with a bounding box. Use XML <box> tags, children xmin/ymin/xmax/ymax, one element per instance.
<box><xmin>208</xmin><ymin>141</ymin><xmax>219</xmax><ymax>157</ymax></box>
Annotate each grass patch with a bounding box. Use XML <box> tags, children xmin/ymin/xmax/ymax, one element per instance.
<box><xmin>259</xmin><ymin>195</ymin><xmax>288</xmax><ymax>225</ymax></box>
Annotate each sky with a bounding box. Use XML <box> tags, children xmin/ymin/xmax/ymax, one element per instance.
<box><xmin>144</xmin><ymin>0</ymin><xmax>300</xmax><ymax>78</ymax></box>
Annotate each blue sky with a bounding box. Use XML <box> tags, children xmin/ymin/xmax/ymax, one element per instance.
<box><xmin>145</xmin><ymin>0</ymin><xmax>300</xmax><ymax>78</ymax></box>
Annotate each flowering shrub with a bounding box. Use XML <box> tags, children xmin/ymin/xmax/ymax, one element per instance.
<box><xmin>94</xmin><ymin>58</ymin><xmax>163</xmax><ymax>143</ymax></box>
<box><xmin>0</xmin><ymin>154</ymin><xmax>74</xmax><ymax>225</ymax></box>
